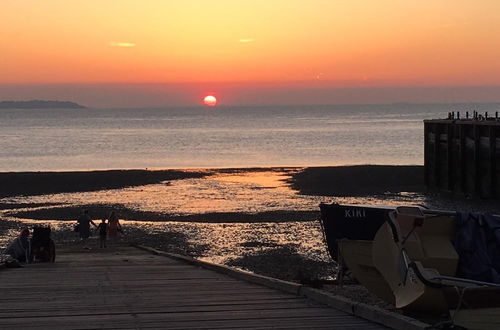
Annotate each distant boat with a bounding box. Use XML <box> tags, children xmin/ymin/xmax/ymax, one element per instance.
<box><xmin>319</xmin><ymin>203</ymin><xmax>500</xmax><ymax>330</ymax></box>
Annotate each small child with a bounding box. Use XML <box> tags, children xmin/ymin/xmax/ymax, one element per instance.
<box><xmin>96</xmin><ymin>218</ymin><xmax>108</xmax><ymax>248</ymax></box>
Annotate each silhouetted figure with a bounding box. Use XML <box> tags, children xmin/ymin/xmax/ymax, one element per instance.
<box><xmin>77</xmin><ymin>209</ymin><xmax>96</xmax><ymax>248</ymax></box>
<box><xmin>5</xmin><ymin>228</ymin><xmax>30</xmax><ymax>263</ymax></box>
<box><xmin>107</xmin><ymin>211</ymin><xmax>122</xmax><ymax>240</ymax></box>
<box><xmin>96</xmin><ymin>218</ymin><xmax>108</xmax><ymax>248</ymax></box>
<box><xmin>30</xmin><ymin>226</ymin><xmax>56</xmax><ymax>262</ymax></box>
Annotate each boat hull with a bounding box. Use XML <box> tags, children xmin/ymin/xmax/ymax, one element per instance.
<box><xmin>319</xmin><ymin>203</ymin><xmax>392</xmax><ymax>260</ymax></box>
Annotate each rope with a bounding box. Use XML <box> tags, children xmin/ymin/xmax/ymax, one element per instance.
<box><xmin>450</xmin><ymin>286</ymin><xmax>467</xmax><ymax>326</ymax></box>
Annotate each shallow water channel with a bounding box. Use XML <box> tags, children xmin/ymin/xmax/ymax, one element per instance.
<box><xmin>1</xmin><ymin>169</ymin><xmax>428</xmax><ymax>279</ymax></box>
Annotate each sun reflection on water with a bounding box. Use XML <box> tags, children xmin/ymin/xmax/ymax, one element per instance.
<box><xmin>2</xmin><ymin>170</ymin><xmax>328</xmax><ymax>215</ymax></box>
<box><xmin>0</xmin><ymin>169</ymin><xmax>428</xmax><ymax>279</ymax></box>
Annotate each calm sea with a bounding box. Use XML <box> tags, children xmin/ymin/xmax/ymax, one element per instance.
<box><xmin>1</xmin><ymin>103</ymin><xmax>498</xmax><ymax>171</ymax></box>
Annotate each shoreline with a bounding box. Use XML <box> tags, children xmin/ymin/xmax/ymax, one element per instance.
<box><xmin>0</xmin><ymin>164</ymin><xmax>426</xmax><ymax>279</ymax></box>
<box><xmin>9</xmin><ymin>205</ymin><xmax>319</xmax><ymax>223</ymax></box>
<box><xmin>0</xmin><ymin>169</ymin><xmax>208</xmax><ymax>198</ymax></box>
<box><xmin>3</xmin><ymin>165</ymin><xmax>500</xmax><ymax>220</ymax></box>
<box><xmin>290</xmin><ymin>165</ymin><xmax>425</xmax><ymax>196</ymax></box>
<box><xmin>0</xmin><ymin>165</ymin><xmax>423</xmax><ymax>198</ymax></box>
<box><xmin>3</xmin><ymin>164</ymin><xmax>500</xmax><ymax>221</ymax></box>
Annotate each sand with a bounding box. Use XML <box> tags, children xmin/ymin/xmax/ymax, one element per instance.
<box><xmin>0</xmin><ymin>165</ymin><xmax>424</xmax><ymax>198</ymax></box>
<box><xmin>0</xmin><ymin>169</ymin><xmax>207</xmax><ymax>198</ymax></box>
<box><xmin>291</xmin><ymin>165</ymin><xmax>425</xmax><ymax>196</ymax></box>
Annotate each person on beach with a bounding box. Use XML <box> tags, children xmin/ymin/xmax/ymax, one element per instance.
<box><xmin>96</xmin><ymin>218</ymin><xmax>108</xmax><ymax>248</ymax></box>
<box><xmin>5</xmin><ymin>228</ymin><xmax>31</xmax><ymax>263</ymax></box>
<box><xmin>107</xmin><ymin>211</ymin><xmax>122</xmax><ymax>240</ymax></box>
<box><xmin>77</xmin><ymin>209</ymin><xmax>96</xmax><ymax>248</ymax></box>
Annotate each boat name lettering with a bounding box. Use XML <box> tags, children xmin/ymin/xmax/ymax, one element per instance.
<box><xmin>344</xmin><ymin>209</ymin><xmax>366</xmax><ymax>218</ymax></box>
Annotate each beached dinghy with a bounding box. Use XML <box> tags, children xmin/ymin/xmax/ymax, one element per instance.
<box><xmin>319</xmin><ymin>203</ymin><xmax>500</xmax><ymax>328</ymax></box>
<box><xmin>319</xmin><ymin>203</ymin><xmax>396</xmax><ymax>301</ymax></box>
<box><xmin>319</xmin><ymin>203</ymin><xmax>393</xmax><ymax>259</ymax></box>
<box><xmin>373</xmin><ymin>207</ymin><xmax>500</xmax><ymax>330</ymax></box>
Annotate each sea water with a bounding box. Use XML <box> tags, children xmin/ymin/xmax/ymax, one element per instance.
<box><xmin>3</xmin><ymin>103</ymin><xmax>500</xmax><ymax>269</ymax></box>
<box><xmin>0</xmin><ymin>103</ymin><xmax>499</xmax><ymax>171</ymax></box>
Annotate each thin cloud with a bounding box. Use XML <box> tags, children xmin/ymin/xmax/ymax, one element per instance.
<box><xmin>239</xmin><ymin>38</ymin><xmax>254</xmax><ymax>43</ymax></box>
<box><xmin>109</xmin><ymin>41</ymin><xmax>136</xmax><ymax>47</ymax></box>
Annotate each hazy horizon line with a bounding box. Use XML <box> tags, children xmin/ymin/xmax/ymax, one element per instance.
<box><xmin>3</xmin><ymin>84</ymin><xmax>500</xmax><ymax>108</ymax></box>
<box><xmin>3</xmin><ymin>99</ymin><xmax>500</xmax><ymax>110</ymax></box>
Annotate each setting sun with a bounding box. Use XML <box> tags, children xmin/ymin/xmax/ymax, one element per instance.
<box><xmin>203</xmin><ymin>95</ymin><xmax>218</xmax><ymax>107</ymax></box>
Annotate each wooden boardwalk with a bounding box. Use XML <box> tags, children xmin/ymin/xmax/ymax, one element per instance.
<box><xmin>0</xmin><ymin>245</ymin><xmax>388</xmax><ymax>329</ymax></box>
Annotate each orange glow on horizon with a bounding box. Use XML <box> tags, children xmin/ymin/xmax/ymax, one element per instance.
<box><xmin>2</xmin><ymin>1</ymin><xmax>500</xmax><ymax>87</ymax></box>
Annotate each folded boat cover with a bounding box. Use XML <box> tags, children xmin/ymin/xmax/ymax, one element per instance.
<box><xmin>455</xmin><ymin>213</ymin><xmax>500</xmax><ymax>284</ymax></box>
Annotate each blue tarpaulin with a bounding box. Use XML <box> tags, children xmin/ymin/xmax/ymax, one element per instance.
<box><xmin>455</xmin><ymin>213</ymin><xmax>500</xmax><ymax>284</ymax></box>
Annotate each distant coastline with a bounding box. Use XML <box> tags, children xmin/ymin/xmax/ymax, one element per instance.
<box><xmin>0</xmin><ymin>100</ymin><xmax>85</xmax><ymax>109</ymax></box>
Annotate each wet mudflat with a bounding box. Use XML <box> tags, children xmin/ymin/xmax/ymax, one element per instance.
<box><xmin>1</xmin><ymin>165</ymin><xmax>498</xmax><ymax>283</ymax></box>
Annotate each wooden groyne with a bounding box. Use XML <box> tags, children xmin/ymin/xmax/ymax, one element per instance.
<box><xmin>0</xmin><ymin>244</ymin><xmax>400</xmax><ymax>330</ymax></box>
<box><xmin>424</xmin><ymin>112</ymin><xmax>500</xmax><ymax>198</ymax></box>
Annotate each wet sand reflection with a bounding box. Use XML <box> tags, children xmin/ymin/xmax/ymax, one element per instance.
<box><xmin>0</xmin><ymin>169</ymin><xmax>429</xmax><ymax>280</ymax></box>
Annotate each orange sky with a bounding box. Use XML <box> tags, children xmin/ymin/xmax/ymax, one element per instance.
<box><xmin>2</xmin><ymin>0</ymin><xmax>500</xmax><ymax>86</ymax></box>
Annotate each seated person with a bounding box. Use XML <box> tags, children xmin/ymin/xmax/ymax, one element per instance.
<box><xmin>5</xmin><ymin>228</ymin><xmax>30</xmax><ymax>263</ymax></box>
<box><xmin>31</xmin><ymin>226</ymin><xmax>56</xmax><ymax>262</ymax></box>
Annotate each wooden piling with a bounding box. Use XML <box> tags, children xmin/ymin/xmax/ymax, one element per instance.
<box><xmin>424</xmin><ymin>118</ymin><xmax>500</xmax><ymax>199</ymax></box>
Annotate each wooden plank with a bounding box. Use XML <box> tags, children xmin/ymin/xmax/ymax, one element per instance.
<box><xmin>0</xmin><ymin>245</ymin><xmax>388</xmax><ymax>330</ymax></box>
<box><xmin>0</xmin><ymin>316</ymin><xmax>384</xmax><ymax>330</ymax></box>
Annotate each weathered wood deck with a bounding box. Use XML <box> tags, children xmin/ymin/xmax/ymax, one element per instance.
<box><xmin>0</xmin><ymin>245</ymin><xmax>388</xmax><ymax>329</ymax></box>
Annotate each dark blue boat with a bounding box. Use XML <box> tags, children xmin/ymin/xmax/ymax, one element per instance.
<box><xmin>318</xmin><ymin>203</ymin><xmax>393</xmax><ymax>261</ymax></box>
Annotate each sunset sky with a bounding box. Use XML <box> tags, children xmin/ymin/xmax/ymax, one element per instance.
<box><xmin>2</xmin><ymin>1</ymin><xmax>500</xmax><ymax>107</ymax></box>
